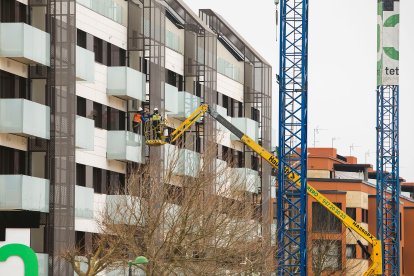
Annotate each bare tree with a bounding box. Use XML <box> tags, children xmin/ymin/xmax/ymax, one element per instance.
<box><xmin>65</xmin><ymin>143</ymin><xmax>274</xmax><ymax>275</ymax></box>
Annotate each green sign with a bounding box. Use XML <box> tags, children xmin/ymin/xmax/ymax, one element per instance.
<box><xmin>377</xmin><ymin>0</ymin><xmax>400</xmax><ymax>85</ymax></box>
<box><xmin>0</xmin><ymin>244</ymin><xmax>38</xmax><ymax>276</ymax></box>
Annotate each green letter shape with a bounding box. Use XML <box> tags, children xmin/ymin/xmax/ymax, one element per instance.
<box><xmin>0</xmin><ymin>244</ymin><xmax>38</xmax><ymax>276</ymax></box>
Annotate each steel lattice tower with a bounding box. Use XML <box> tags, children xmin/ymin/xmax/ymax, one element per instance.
<box><xmin>376</xmin><ymin>85</ymin><xmax>400</xmax><ymax>276</ymax></box>
<box><xmin>277</xmin><ymin>0</ymin><xmax>308</xmax><ymax>274</ymax></box>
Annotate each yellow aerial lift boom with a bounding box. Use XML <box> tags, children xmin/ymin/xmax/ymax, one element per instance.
<box><xmin>166</xmin><ymin>104</ymin><xmax>382</xmax><ymax>275</ymax></box>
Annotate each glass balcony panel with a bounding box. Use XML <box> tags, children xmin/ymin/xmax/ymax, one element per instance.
<box><xmin>233</xmin><ymin>168</ymin><xmax>260</xmax><ymax>193</ymax></box>
<box><xmin>76</xmin><ymin>116</ymin><xmax>95</xmax><ymax>150</ymax></box>
<box><xmin>0</xmin><ymin>99</ymin><xmax>50</xmax><ymax>140</ymax></box>
<box><xmin>230</xmin><ymin>117</ymin><xmax>259</xmax><ymax>142</ymax></box>
<box><xmin>106</xmin><ymin>195</ymin><xmax>142</xmax><ymax>224</ymax></box>
<box><xmin>37</xmin><ymin>254</ymin><xmax>48</xmax><ymax>276</ymax></box>
<box><xmin>165</xmin><ymin>83</ymin><xmax>179</xmax><ymax>113</ymax></box>
<box><xmin>0</xmin><ymin>175</ymin><xmax>49</xmax><ymax>212</ymax></box>
<box><xmin>176</xmin><ymin>149</ymin><xmax>200</xmax><ymax>178</ymax></box>
<box><xmin>77</xmin><ymin>0</ymin><xmax>124</xmax><ymax>25</ymax></box>
<box><xmin>76</xmin><ymin>46</ymin><xmax>95</xmax><ymax>82</ymax></box>
<box><xmin>107</xmin><ymin>131</ymin><xmax>144</xmax><ymax>163</ymax></box>
<box><xmin>0</xmin><ymin>23</ymin><xmax>50</xmax><ymax>66</ymax></box>
<box><xmin>167</xmin><ymin>91</ymin><xmax>201</xmax><ymax>120</ymax></box>
<box><xmin>166</xmin><ymin>30</ymin><xmax>184</xmax><ymax>54</ymax></box>
<box><xmin>75</xmin><ymin>185</ymin><xmax>94</xmax><ymax>219</ymax></box>
<box><xmin>107</xmin><ymin>67</ymin><xmax>146</xmax><ymax>101</ymax></box>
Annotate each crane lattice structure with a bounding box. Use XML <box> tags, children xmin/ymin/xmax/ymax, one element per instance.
<box><xmin>277</xmin><ymin>0</ymin><xmax>308</xmax><ymax>274</ymax></box>
<box><xmin>376</xmin><ymin>84</ymin><xmax>400</xmax><ymax>275</ymax></box>
<box><xmin>376</xmin><ymin>0</ymin><xmax>400</xmax><ymax>274</ymax></box>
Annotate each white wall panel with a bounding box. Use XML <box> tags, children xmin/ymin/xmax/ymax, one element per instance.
<box><xmin>76</xmin><ymin>128</ymin><xmax>126</xmax><ymax>174</ymax></box>
<box><xmin>165</xmin><ymin>48</ymin><xmax>184</xmax><ymax>75</ymax></box>
<box><xmin>76</xmin><ymin>63</ymin><xmax>126</xmax><ymax>112</ymax></box>
<box><xmin>76</xmin><ymin>4</ymin><xmax>127</xmax><ymax>49</ymax></box>
<box><xmin>217</xmin><ymin>73</ymin><xmax>244</xmax><ymax>102</ymax></box>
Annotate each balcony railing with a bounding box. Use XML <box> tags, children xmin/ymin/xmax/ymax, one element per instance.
<box><xmin>163</xmin><ymin>144</ymin><xmax>200</xmax><ymax>178</ymax></box>
<box><xmin>76</xmin><ymin>46</ymin><xmax>95</xmax><ymax>82</ymax></box>
<box><xmin>0</xmin><ymin>99</ymin><xmax>50</xmax><ymax>140</ymax></box>
<box><xmin>232</xmin><ymin>168</ymin><xmax>260</xmax><ymax>193</ymax></box>
<box><xmin>107</xmin><ymin>67</ymin><xmax>146</xmax><ymax>101</ymax></box>
<box><xmin>231</xmin><ymin>117</ymin><xmax>259</xmax><ymax>142</ymax></box>
<box><xmin>107</xmin><ymin>131</ymin><xmax>144</xmax><ymax>163</ymax></box>
<box><xmin>165</xmin><ymin>85</ymin><xmax>201</xmax><ymax>120</ymax></box>
<box><xmin>75</xmin><ymin>185</ymin><xmax>94</xmax><ymax>219</ymax></box>
<box><xmin>76</xmin><ymin>115</ymin><xmax>95</xmax><ymax>150</ymax></box>
<box><xmin>0</xmin><ymin>175</ymin><xmax>49</xmax><ymax>212</ymax></box>
<box><xmin>0</xmin><ymin>23</ymin><xmax>50</xmax><ymax>66</ymax></box>
<box><xmin>77</xmin><ymin>0</ymin><xmax>124</xmax><ymax>25</ymax></box>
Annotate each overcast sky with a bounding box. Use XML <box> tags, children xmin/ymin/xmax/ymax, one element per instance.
<box><xmin>183</xmin><ymin>0</ymin><xmax>414</xmax><ymax>181</ymax></box>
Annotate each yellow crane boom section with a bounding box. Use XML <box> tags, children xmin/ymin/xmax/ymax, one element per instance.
<box><xmin>169</xmin><ymin>104</ymin><xmax>382</xmax><ymax>275</ymax></box>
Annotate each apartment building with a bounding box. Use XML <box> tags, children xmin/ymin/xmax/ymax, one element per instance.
<box><xmin>270</xmin><ymin>148</ymin><xmax>414</xmax><ymax>275</ymax></box>
<box><xmin>0</xmin><ymin>0</ymin><xmax>272</xmax><ymax>274</ymax></box>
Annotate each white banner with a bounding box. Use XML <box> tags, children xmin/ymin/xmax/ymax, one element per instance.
<box><xmin>377</xmin><ymin>0</ymin><xmax>400</xmax><ymax>85</ymax></box>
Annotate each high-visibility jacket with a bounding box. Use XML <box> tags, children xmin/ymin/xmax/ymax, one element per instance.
<box><xmin>152</xmin><ymin>113</ymin><xmax>161</xmax><ymax>121</ymax></box>
<box><xmin>133</xmin><ymin>113</ymin><xmax>142</xmax><ymax>123</ymax></box>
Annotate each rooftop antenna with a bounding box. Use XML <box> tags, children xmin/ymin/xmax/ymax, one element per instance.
<box><xmin>313</xmin><ymin>126</ymin><xmax>327</xmax><ymax>148</ymax></box>
<box><xmin>349</xmin><ymin>143</ymin><xmax>360</xmax><ymax>156</ymax></box>
<box><xmin>365</xmin><ymin>150</ymin><xmax>371</xmax><ymax>164</ymax></box>
<box><xmin>331</xmin><ymin>137</ymin><xmax>340</xmax><ymax>149</ymax></box>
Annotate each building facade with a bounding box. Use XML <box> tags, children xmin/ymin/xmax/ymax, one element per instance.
<box><xmin>271</xmin><ymin>148</ymin><xmax>414</xmax><ymax>275</ymax></box>
<box><xmin>0</xmin><ymin>0</ymin><xmax>272</xmax><ymax>274</ymax></box>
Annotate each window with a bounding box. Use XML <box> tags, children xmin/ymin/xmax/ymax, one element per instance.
<box><xmin>362</xmin><ymin>209</ymin><xmax>369</xmax><ymax>223</ymax></box>
<box><xmin>0</xmin><ymin>146</ymin><xmax>28</xmax><ymax>175</ymax></box>
<box><xmin>251</xmin><ymin>107</ymin><xmax>260</xmax><ymax>122</ymax></box>
<box><xmin>312</xmin><ymin>202</ymin><xmax>342</xmax><ymax>233</ymax></box>
<box><xmin>77</xmin><ymin>29</ymin><xmax>87</xmax><ymax>48</ymax></box>
<box><xmin>93</xmin><ymin>102</ymin><xmax>104</xmax><ymax>128</ymax></box>
<box><xmin>0</xmin><ymin>0</ymin><xmax>27</xmax><ymax>23</ymax></box>
<box><xmin>76</xmin><ymin>164</ymin><xmax>86</xmax><ymax>187</ymax></box>
<box><xmin>107</xmin><ymin>107</ymin><xmax>125</xmax><ymax>131</ymax></box>
<box><xmin>346</xmin><ymin>208</ymin><xmax>356</xmax><ymax>220</ymax></box>
<box><xmin>312</xmin><ymin>240</ymin><xmax>341</xmax><ymax>272</ymax></box>
<box><xmin>251</xmin><ymin>155</ymin><xmax>259</xmax><ymax>171</ymax></box>
<box><xmin>75</xmin><ymin>231</ymin><xmax>85</xmax><ymax>254</ymax></box>
<box><xmin>94</xmin><ymin>37</ymin><xmax>103</xmax><ymax>63</ymax></box>
<box><xmin>93</xmin><ymin>168</ymin><xmax>105</xmax><ymax>194</ymax></box>
<box><xmin>362</xmin><ymin>245</ymin><xmax>370</xmax><ymax>260</ymax></box>
<box><xmin>77</xmin><ymin>97</ymin><xmax>86</xmax><ymax>117</ymax></box>
<box><xmin>346</xmin><ymin>245</ymin><xmax>356</xmax><ymax>259</ymax></box>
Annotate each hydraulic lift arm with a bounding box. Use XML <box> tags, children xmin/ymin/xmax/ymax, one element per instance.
<box><xmin>168</xmin><ymin>104</ymin><xmax>382</xmax><ymax>275</ymax></box>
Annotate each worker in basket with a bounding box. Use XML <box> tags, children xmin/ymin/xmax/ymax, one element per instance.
<box><xmin>150</xmin><ymin>107</ymin><xmax>162</xmax><ymax>139</ymax></box>
<box><xmin>133</xmin><ymin>107</ymin><xmax>148</xmax><ymax>134</ymax></box>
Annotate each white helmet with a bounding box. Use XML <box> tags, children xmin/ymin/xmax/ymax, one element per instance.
<box><xmin>138</xmin><ymin>107</ymin><xmax>143</xmax><ymax>111</ymax></box>
<box><xmin>154</xmin><ymin>107</ymin><xmax>159</xmax><ymax>111</ymax></box>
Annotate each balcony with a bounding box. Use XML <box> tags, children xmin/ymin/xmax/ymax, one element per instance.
<box><xmin>231</xmin><ymin>117</ymin><xmax>259</xmax><ymax>142</ymax></box>
<box><xmin>77</xmin><ymin>0</ymin><xmax>124</xmax><ymax>25</ymax></box>
<box><xmin>163</xmin><ymin>144</ymin><xmax>200</xmax><ymax>178</ymax></box>
<box><xmin>232</xmin><ymin>168</ymin><xmax>260</xmax><ymax>193</ymax></box>
<box><xmin>166</xmin><ymin>89</ymin><xmax>201</xmax><ymax>120</ymax></box>
<box><xmin>0</xmin><ymin>23</ymin><xmax>50</xmax><ymax>66</ymax></box>
<box><xmin>0</xmin><ymin>175</ymin><xmax>49</xmax><ymax>212</ymax></box>
<box><xmin>37</xmin><ymin>254</ymin><xmax>48</xmax><ymax>276</ymax></box>
<box><xmin>76</xmin><ymin>46</ymin><xmax>95</xmax><ymax>82</ymax></box>
<box><xmin>176</xmin><ymin>149</ymin><xmax>200</xmax><ymax>177</ymax></box>
<box><xmin>107</xmin><ymin>67</ymin><xmax>146</xmax><ymax>101</ymax></box>
<box><xmin>0</xmin><ymin>99</ymin><xmax>50</xmax><ymax>139</ymax></box>
<box><xmin>106</xmin><ymin>195</ymin><xmax>141</xmax><ymax>224</ymax></box>
<box><xmin>76</xmin><ymin>116</ymin><xmax>95</xmax><ymax>150</ymax></box>
<box><xmin>107</xmin><ymin>131</ymin><xmax>144</xmax><ymax>163</ymax></box>
<box><xmin>75</xmin><ymin>185</ymin><xmax>94</xmax><ymax>219</ymax></box>
<box><xmin>165</xmin><ymin>83</ymin><xmax>179</xmax><ymax>113</ymax></box>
